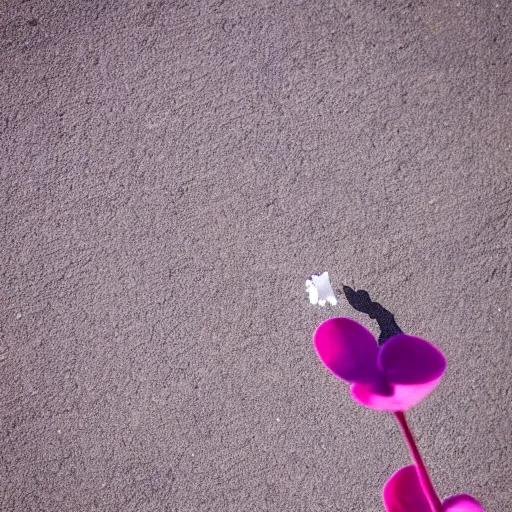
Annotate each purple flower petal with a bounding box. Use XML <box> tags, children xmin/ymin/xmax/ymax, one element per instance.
<box><xmin>443</xmin><ymin>495</ymin><xmax>485</xmax><ymax>511</ymax></box>
<box><xmin>314</xmin><ymin>319</ymin><xmax>446</xmax><ymax>411</ymax></box>
<box><xmin>351</xmin><ymin>377</ymin><xmax>443</xmax><ymax>411</ymax></box>
<box><xmin>383</xmin><ymin>465</ymin><xmax>431</xmax><ymax>512</ymax></box>
<box><xmin>378</xmin><ymin>334</ymin><xmax>446</xmax><ymax>384</ymax></box>
<box><xmin>369</xmin><ymin>371</ymin><xmax>394</xmax><ymax>396</ymax></box>
<box><xmin>313</xmin><ymin>317</ymin><xmax>378</xmax><ymax>383</ymax></box>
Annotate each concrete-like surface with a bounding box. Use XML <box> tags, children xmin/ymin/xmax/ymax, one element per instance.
<box><xmin>1</xmin><ymin>1</ymin><xmax>511</xmax><ymax>510</ymax></box>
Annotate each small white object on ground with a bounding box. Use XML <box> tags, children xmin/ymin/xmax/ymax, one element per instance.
<box><xmin>305</xmin><ymin>272</ymin><xmax>338</xmax><ymax>306</ymax></box>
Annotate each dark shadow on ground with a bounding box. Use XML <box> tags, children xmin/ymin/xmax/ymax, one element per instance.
<box><xmin>342</xmin><ymin>285</ymin><xmax>403</xmax><ymax>345</ymax></box>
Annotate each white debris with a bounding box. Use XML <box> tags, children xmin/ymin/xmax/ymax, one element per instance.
<box><xmin>305</xmin><ymin>272</ymin><xmax>338</xmax><ymax>306</ymax></box>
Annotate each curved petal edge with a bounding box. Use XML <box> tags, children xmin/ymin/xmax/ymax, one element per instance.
<box><xmin>443</xmin><ymin>494</ymin><xmax>485</xmax><ymax>511</ymax></box>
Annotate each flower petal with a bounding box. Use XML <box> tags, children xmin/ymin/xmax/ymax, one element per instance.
<box><xmin>351</xmin><ymin>377</ymin><xmax>442</xmax><ymax>411</ymax></box>
<box><xmin>313</xmin><ymin>317</ymin><xmax>378</xmax><ymax>383</ymax></box>
<box><xmin>383</xmin><ymin>465</ymin><xmax>431</xmax><ymax>512</ymax></box>
<box><xmin>378</xmin><ymin>334</ymin><xmax>446</xmax><ymax>384</ymax></box>
<box><xmin>443</xmin><ymin>494</ymin><xmax>485</xmax><ymax>511</ymax></box>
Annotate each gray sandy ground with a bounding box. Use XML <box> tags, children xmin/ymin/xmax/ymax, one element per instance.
<box><xmin>1</xmin><ymin>1</ymin><xmax>511</xmax><ymax>511</ymax></box>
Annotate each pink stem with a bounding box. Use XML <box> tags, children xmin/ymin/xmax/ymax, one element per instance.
<box><xmin>394</xmin><ymin>411</ymin><xmax>443</xmax><ymax>512</ymax></box>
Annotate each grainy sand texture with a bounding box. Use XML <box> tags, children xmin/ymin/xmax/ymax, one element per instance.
<box><xmin>1</xmin><ymin>1</ymin><xmax>511</xmax><ymax>511</ymax></box>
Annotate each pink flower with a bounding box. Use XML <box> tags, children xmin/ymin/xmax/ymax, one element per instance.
<box><xmin>383</xmin><ymin>465</ymin><xmax>485</xmax><ymax>512</ymax></box>
<box><xmin>313</xmin><ymin>317</ymin><xmax>446</xmax><ymax>411</ymax></box>
<box><xmin>312</xmin><ymin>315</ymin><xmax>485</xmax><ymax>511</ymax></box>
